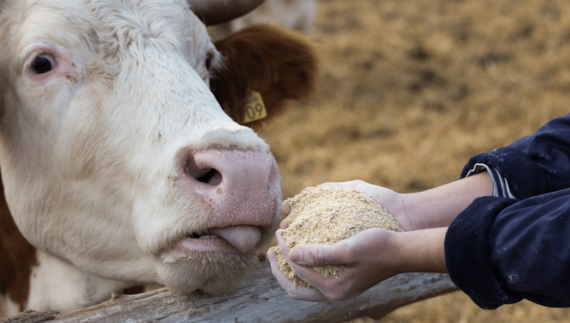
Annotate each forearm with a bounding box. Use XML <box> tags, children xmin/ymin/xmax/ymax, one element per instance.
<box><xmin>391</xmin><ymin>227</ymin><xmax>448</xmax><ymax>273</ymax></box>
<box><xmin>402</xmin><ymin>172</ymin><xmax>493</xmax><ymax>230</ymax></box>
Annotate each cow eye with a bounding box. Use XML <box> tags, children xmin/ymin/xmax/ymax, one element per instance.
<box><xmin>205</xmin><ymin>53</ymin><xmax>212</xmax><ymax>70</ymax></box>
<box><xmin>31</xmin><ymin>53</ymin><xmax>55</xmax><ymax>74</ymax></box>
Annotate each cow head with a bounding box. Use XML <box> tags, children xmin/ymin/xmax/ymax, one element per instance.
<box><xmin>0</xmin><ymin>0</ymin><xmax>316</xmax><ymax>296</ymax></box>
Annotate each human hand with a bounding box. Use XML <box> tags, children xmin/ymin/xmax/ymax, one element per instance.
<box><xmin>321</xmin><ymin>180</ymin><xmax>418</xmax><ymax>230</ymax></box>
<box><xmin>282</xmin><ymin>175</ymin><xmax>494</xmax><ymax>231</ymax></box>
<box><xmin>281</xmin><ymin>180</ymin><xmax>417</xmax><ymax>231</ymax></box>
<box><xmin>268</xmin><ymin>228</ymin><xmax>401</xmax><ymax>302</ymax></box>
<box><xmin>268</xmin><ymin>226</ymin><xmax>448</xmax><ymax>302</ymax></box>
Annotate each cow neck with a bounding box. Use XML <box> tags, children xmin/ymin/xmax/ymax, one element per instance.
<box><xmin>0</xmin><ymin>174</ymin><xmax>37</xmax><ymax>312</ymax></box>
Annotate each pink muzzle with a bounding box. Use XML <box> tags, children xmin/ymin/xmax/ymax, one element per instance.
<box><xmin>176</xmin><ymin>149</ymin><xmax>280</xmax><ymax>255</ymax></box>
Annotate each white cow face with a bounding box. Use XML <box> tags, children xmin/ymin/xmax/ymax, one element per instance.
<box><xmin>0</xmin><ymin>0</ymin><xmax>282</xmax><ymax>294</ymax></box>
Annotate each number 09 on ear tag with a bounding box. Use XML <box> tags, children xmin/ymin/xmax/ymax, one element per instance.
<box><xmin>243</xmin><ymin>91</ymin><xmax>267</xmax><ymax>123</ymax></box>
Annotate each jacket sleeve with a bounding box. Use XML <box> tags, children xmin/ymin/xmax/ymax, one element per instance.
<box><xmin>461</xmin><ymin>113</ymin><xmax>570</xmax><ymax>199</ymax></box>
<box><xmin>445</xmin><ymin>188</ymin><xmax>570</xmax><ymax>309</ymax></box>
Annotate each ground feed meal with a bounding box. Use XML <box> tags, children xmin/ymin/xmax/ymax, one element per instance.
<box><xmin>269</xmin><ymin>186</ymin><xmax>403</xmax><ymax>288</ymax></box>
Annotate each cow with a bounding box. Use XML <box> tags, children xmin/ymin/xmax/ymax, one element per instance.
<box><xmin>0</xmin><ymin>0</ymin><xmax>317</xmax><ymax>317</ymax></box>
<box><xmin>208</xmin><ymin>0</ymin><xmax>317</xmax><ymax>41</ymax></box>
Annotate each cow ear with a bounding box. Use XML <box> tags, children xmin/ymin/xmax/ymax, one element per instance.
<box><xmin>211</xmin><ymin>25</ymin><xmax>318</xmax><ymax>130</ymax></box>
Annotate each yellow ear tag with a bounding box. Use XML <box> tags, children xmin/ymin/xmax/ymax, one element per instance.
<box><xmin>243</xmin><ymin>91</ymin><xmax>267</xmax><ymax>123</ymax></box>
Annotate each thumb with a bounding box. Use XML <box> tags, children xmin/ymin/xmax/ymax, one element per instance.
<box><xmin>289</xmin><ymin>244</ymin><xmax>348</xmax><ymax>266</ymax></box>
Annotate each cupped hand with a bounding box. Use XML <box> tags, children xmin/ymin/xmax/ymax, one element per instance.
<box><xmin>281</xmin><ymin>180</ymin><xmax>419</xmax><ymax>231</ymax></box>
<box><xmin>267</xmin><ymin>248</ymin><xmax>331</xmax><ymax>302</ymax></box>
<box><xmin>268</xmin><ymin>228</ymin><xmax>402</xmax><ymax>302</ymax></box>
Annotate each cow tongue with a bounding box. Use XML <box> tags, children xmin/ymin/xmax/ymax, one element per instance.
<box><xmin>209</xmin><ymin>226</ymin><xmax>261</xmax><ymax>255</ymax></box>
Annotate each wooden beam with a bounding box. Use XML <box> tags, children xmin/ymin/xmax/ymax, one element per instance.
<box><xmin>2</xmin><ymin>263</ymin><xmax>457</xmax><ymax>323</ymax></box>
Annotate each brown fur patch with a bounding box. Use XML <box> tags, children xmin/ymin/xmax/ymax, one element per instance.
<box><xmin>0</xmin><ymin>174</ymin><xmax>37</xmax><ymax>311</ymax></box>
<box><xmin>212</xmin><ymin>25</ymin><xmax>318</xmax><ymax>131</ymax></box>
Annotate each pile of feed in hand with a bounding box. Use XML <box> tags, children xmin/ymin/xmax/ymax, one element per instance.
<box><xmin>270</xmin><ymin>186</ymin><xmax>402</xmax><ymax>289</ymax></box>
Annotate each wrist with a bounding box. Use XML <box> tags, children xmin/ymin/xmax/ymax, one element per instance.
<box><xmin>400</xmin><ymin>172</ymin><xmax>493</xmax><ymax>230</ymax></box>
<box><xmin>376</xmin><ymin>192</ymin><xmax>427</xmax><ymax>232</ymax></box>
<box><xmin>392</xmin><ymin>227</ymin><xmax>448</xmax><ymax>273</ymax></box>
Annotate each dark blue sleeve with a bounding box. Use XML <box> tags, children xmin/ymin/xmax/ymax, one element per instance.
<box><xmin>461</xmin><ymin>113</ymin><xmax>570</xmax><ymax>199</ymax></box>
<box><xmin>445</xmin><ymin>188</ymin><xmax>570</xmax><ymax>309</ymax></box>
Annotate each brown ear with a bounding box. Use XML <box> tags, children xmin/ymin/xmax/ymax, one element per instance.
<box><xmin>211</xmin><ymin>25</ymin><xmax>318</xmax><ymax>130</ymax></box>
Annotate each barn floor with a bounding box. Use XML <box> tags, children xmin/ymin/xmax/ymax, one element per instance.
<box><xmin>259</xmin><ymin>0</ymin><xmax>570</xmax><ymax>322</ymax></box>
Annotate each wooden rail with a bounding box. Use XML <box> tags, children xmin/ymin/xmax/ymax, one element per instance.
<box><xmin>1</xmin><ymin>263</ymin><xmax>457</xmax><ymax>323</ymax></box>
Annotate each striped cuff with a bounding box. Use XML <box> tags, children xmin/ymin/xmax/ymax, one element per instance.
<box><xmin>465</xmin><ymin>163</ymin><xmax>516</xmax><ymax>199</ymax></box>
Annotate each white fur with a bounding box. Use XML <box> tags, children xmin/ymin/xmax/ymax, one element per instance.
<box><xmin>232</xmin><ymin>0</ymin><xmax>317</xmax><ymax>35</ymax></box>
<box><xmin>0</xmin><ymin>294</ymin><xmax>20</xmax><ymax>318</ymax></box>
<box><xmin>27</xmin><ymin>251</ymin><xmax>133</xmax><ymax>312</ymax></box>
<box><xmin>209</xmin><ymin>0</ymin><xmax>317</xmax><ymax>40</ymax></box>
<box><xmin>0</xmin><ymin>0</ymin><xmax>282</xmax><ymax>313</ymax></box>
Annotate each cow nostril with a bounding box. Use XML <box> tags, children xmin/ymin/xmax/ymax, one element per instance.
<box><xmin>184</xmin><ymin>154</ymin><xmax>223</xmax><ymax>186</ymax></box>
<box><xmin>196</xmin><ymin>168</ymin><xmax>222</xmax><ymax>185</ymax></box>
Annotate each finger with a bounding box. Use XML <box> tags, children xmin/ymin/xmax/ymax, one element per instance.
<box><xmin>268</xmin><ymin>249</ymin><xmax>295</xmax><ymax>289</ymax></box>
<box><xmin>277</xmin><ymin>233</ymin><xmax>363</xmax><ymax>302</ymax></box>
<box><xmin>276</xmin><ymin>232</ymin><xmax>334</xmax><ymax>288</ymax></box>
<box><xmin>319</xmin><ymin>180</ymin><xmax>362</xmax><ymax>188</ymax></box>
<box><xmin>285</xmin><ymin>285</ymin><xmax>331</xmax><ymax>302</ymax></box>
<box><xmin>289</xmin><ymin>243</ymin><xmax>349</xmax><ymax>266</ymax></box>
<box><xmin>268</xmin><ymin>249</ymin><xmax>330</xmax><ymax>302</ymax></box>
<box><xmin>279</xmin><ymin>221</ymin><xmax>288</xmax><ymax>229</ymax></box>
<box><xmin>275</xmin><ymin>231</ymin><xmax>290</xmax><ymax>254</ymax></box>
<box><xmin>267</xmin><ymin>249</ymin><xmax>279</xmax><ymax>270</ymax></box>
<box><xmin>281</xmin><ymin>203</ymin><xmax>291</xmax><ymax>215</ymax></box>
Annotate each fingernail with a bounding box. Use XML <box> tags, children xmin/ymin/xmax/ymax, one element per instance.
<box><xmin>281</xmin><ymin>204</ymin><xmax>291</xmax><ymax>214</ymax></box>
